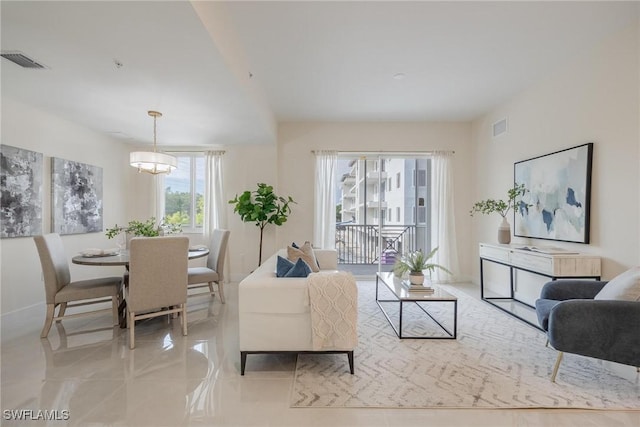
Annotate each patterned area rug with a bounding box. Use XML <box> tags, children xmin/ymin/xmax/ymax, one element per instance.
<box><xmin>291</xmin><ymin>281</ymin><xmax>640</xmax><ymax>409</ymax></box>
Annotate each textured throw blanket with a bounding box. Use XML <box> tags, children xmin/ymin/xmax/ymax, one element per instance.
<box><xmin>307</xmin><ymin>271</ymin><xmax>358</xmax><ymax>351</ymax></box>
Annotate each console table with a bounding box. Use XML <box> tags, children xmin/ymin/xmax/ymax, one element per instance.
<box><xmin>479</xmin><ymin>243</ymin><xmax>601</xmax><ymax>330</ymax></box>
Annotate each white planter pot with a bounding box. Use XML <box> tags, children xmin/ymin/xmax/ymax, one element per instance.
<box><xmin>409</xmin><ymin>273</ymin><xmax>425</xmax><ymax>285</ymax></box>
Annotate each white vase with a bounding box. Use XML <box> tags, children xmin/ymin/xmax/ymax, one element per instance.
<box><xmin>498</xmin><ymin>217</ymin><xmax>511</xmax><ymax>244</ymax></box>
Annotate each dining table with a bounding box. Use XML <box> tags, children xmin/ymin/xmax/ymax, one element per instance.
<box><xmin>72</xmin><ymin>247</ymin><xmax>209</xmax><ymax>266</ymax></box>
<box><xmin>72</xmin><ymin>246</ymin><xmax>209</xmax><ymax>327</ymax></box>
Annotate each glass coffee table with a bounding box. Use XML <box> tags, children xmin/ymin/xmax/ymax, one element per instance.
<box><xmin>376</xmin><ymin>272</ymin><xmax>457</xmax><ymax>339</ymax></box>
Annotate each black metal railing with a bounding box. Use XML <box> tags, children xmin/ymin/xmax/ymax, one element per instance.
<box><xmin>335</xmin><ymin>224</ymin><xmax>419</xmax><ymax>265</ymax></box>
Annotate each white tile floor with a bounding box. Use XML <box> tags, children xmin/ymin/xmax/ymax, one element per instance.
<box><xmin>1</xmin><ymin>281</ymin><xmax>638</xmax><ymax>426</ymax></box>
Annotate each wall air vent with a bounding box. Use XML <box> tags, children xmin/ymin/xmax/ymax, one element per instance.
<box><xmin>492</xmin><ymin>118</ymin><xmax>508</xmax><ymax>138</ymax></box>
<box><xmin>1</xmin><ymin>51</ymin><xmax>48</xmax><ymax>69</ymax></box>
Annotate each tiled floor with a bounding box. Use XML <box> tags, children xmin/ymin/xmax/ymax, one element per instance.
<box><xmin>1</xmin><ymin>280</ymin><xmax>638</xmax><ymax>426</ymax></box>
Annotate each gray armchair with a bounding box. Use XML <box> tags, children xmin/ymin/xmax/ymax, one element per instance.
<box><xmin>535</xmin><ymin>279</ymin><xmax>640</xmax><ymax>382</ymax></box>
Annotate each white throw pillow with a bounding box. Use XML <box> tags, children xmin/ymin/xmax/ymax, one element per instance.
<box><xmin>594</xmin><ymin>267</ymin><xmax>640</xmax><ymax>301</ymax></box>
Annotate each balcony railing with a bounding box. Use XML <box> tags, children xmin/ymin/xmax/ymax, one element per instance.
<box><xmin>335</xmin><ymin>224</ymin><xmax>418</xmax><ymax>265</ymax></box>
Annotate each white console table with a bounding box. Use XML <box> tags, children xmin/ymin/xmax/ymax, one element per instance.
<box><xmin>479</xmin><ymin>243</ymin><xmax>601</xmax><ymax>330</ymax></box>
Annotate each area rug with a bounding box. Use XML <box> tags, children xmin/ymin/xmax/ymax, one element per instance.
<box><xmin>291</xmin><ymin>281</ymin><xmax>640</xmax><ymax>409</ymax></box>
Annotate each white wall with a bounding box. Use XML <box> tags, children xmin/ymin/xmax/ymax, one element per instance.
<box><xmin>276</xmin><ymin>122</ymin><xmax>473</xmax><ymax>279</ymax></box>
<box><xmin>1</xmin><ymin>97</ymin><xmax>134</xmax><ymax>316</ymax></box>
<box><xmin>470</xmin><ymin>20</ymin><xmax>640</xmax><ymax>287</ymax></box>
<box><xmin>224</xmin><ymin>143</ymin><xmax>278</xmax><ymax>278</ymax></box>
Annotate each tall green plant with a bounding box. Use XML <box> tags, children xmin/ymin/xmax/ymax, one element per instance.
<box><xmin>229</xmin><ymin>183</ymin><xmax>295</xmax><ymax>266</ymax></box>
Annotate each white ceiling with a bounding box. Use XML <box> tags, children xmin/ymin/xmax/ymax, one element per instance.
<box><xmin>2</xmin><ymin>1</ymin><xmax>637</xmax><ymax>147</ymax></box>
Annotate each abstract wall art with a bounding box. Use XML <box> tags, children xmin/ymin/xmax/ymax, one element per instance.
<box><xmin>514</xmin><ymin>143</ymin><xmax>593</xmax><ymax>243</ymax></box>
<box><xmin>0</xmin><ymin>145</ymin><xmax>43</xmax><ymax>238</ymax></box>
<box><xmin>52</xmin><ymin>157</ymin><xmax>103</xmax><ymax>235</ymax></box>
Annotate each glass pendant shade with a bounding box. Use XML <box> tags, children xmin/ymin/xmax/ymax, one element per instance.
<box><xmin>129</xmin><ymin>110</ymin><xmax>177</xmax><ymax>174</ymax></box>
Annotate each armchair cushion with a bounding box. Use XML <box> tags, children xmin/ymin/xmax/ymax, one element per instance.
<box><xmin>539</xmin><ymin>280</ymin><xmax>607</xmax><ymax>300</ymax></box>
<box><xmin>548</xmin><ymin>299</ymin><xmax>640</xmax><ymax>367</ymax></box>
<box><xmin>594</xmin><ymin>267</ymin><xmax>640</xmax><ymax>301</ymax></box>
<box><xmin>534</xmin><ymin>298</ymin><xmax>561</xmax><ymax>332</ymax></box>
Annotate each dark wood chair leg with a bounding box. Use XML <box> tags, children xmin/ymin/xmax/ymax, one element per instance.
<box><xmin>347</xmin><ymin>351</ymin><xmax>354</xmax><ymax>374</ymax></box>
<box><xmin>241</xmin><ymin>351</ymin><xmax>247</xmax><ymax>376</ymax></box>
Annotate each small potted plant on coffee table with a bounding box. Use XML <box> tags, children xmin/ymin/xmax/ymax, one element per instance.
<box><xmin>392</xmin><ymin>247</ymin><xmax>451</xmax><ymax>287</ymax></box>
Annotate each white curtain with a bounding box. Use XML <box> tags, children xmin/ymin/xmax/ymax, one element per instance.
<box><xmin>155</xmin><ymin>174</ymin><xmax>165</xmax><ymax>222</ymax></box>
<box><xmin>431</xmin><ymin>151</ymin><xmax>460</xmax><ymax>282</ymax></box>
<box><xmin>204</xmin><ymin>151</ymin><xmax>226</xmax><ymax>235</ymax></box>
<box><xmin>313</xmin><ymin>151</ymin><xmax>337</xmax><ymax>249</ymax></box>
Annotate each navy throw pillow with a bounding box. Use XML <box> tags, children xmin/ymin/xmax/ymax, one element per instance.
<box><xmin>284</xmin><ymin>257</ymin><xmax>312</xmax><ymax>278</ymax></box>
<box><xmin>276</xmin><ymin>256</ymin><xmax>295</xmax><ymax>277</ymax></box>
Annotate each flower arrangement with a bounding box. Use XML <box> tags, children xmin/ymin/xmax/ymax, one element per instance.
<box><xmin>469</xmin><ymin>183</ymin><xmax>527</xmax><ymax>218</ymax></box>
<box><xmin>105</xmin><ymin>217</ymin><xmax>182</xmax><ymax>239</ymax></box>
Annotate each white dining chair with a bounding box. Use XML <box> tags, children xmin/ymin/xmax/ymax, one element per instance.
<box><xmin>187</xmin><ymin>229</ymin><xmax>230</xmax><ymax>303</ymax></box>
<box><xmin>34</xmin><ymin>233</ymin><xmax>122</xmax><ymax>338</ymax></box>
<box><xmin>126</xmin><ymin>236</ymin><xmax>189</xmax><ymax>349</ymax></box>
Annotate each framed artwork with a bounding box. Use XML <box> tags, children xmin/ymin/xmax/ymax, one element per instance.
<box><xmin>514</xmin><ymin>143</ymin><xmax>593</xmax><ymax>244</ymax></box>
<box><xmin>0</xmin><ymin>145</ymin><xmax>43</xmax><ymax>238</ymax></box>
<box><xmin>52</xmin><ymin>157</ymin><xmax>103</xmax><ymax>235</ymax></box>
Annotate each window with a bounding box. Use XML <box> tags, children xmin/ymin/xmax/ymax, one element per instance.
<box><xmin>417</xmin><ymin>169</ymin><xmax>427</xmax><ymax>187</ymax></box>
<box><xmin>164</xmin><ymin>154</ymin><xmax>205</xmax><ymax>232</ymax></box>
<box><xmin>396</xmin><ymin>207</ymin><xmax>401</xmax><ymax>222</ymax></box>
<box><xmin>417</xmin><ymin>206</ymin><xmax>426</xmax><ymax>223</ymax></box>
<box><xmin>396</xmin><ymin>172</ymin><xmax>401</xmax><ymax>189</ymax></box>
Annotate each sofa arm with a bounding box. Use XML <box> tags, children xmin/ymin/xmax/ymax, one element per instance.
<box><xmin>540</xmin><ymin>280</ymin><xmax>607</xmax><ymax>300</ymax></box>
<box><xmin>315</xmin><ymin>249</ymin><xmax>338</xmax><ymax>270</ymax></box>
<box><xmin>548</xmin><ymin>300</ymin><xmax>640</xmax><ymax>367</ymax></box>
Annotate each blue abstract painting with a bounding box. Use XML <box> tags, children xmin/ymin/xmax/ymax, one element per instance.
<box><xmin>514</xmin><ymin>143</ymin><xmax>593</xmax><ymax>243</ymax></box>
<box><xmin>52</xmin><ymin>157</ymin><xmax>103</xmax><ymax>235</ymax></box>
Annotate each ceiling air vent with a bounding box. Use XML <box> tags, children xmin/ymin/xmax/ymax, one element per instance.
<box><xmin>492</xmin><ymin>117</ymin><xmax>508</xmax><ymax>138</ymax></box>
<box><xmin>1</xmin><ymin>51</ymin><xmax>48</xmax><ymax>69</ymax></box>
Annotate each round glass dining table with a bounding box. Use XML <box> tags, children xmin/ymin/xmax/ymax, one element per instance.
<box><xmin>72</xmin><ymin>247</ymin><xmax>209</xmax><ymax>266</ymax></box>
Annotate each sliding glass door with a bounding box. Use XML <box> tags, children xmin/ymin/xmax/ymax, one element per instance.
<box><xmin>336</xmin><ymin>154</ymin><xmax>431</xmax><ymax>275</ymax></box>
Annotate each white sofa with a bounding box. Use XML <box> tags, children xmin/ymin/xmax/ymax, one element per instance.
<box><xmin>238</xmin><ymin>248</ymin><xmax>355</xmax><ymax>375</ymax></box>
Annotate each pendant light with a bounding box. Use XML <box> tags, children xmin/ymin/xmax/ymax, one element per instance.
<box><xmin>129</xmin><ymin>110</ymin><xmax>177</xmax><ymax>174</ymax></box>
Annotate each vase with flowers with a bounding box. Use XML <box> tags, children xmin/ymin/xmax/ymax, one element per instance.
<box><xmin>469</xmin><ymin>183</ymin><xmax>528</xmax><ymax>244</ymax></box>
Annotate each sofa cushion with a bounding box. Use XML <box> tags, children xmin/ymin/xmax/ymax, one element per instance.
<box><xmin>594</xmin><ymin>267</ymin><xmax>640</xmax><ymax>301</ymax></box>
<box><xmin>277</xmin><ymin>255</ymin><xmax>312</xmax><ymax>277</ymax></box>
<box><xmin>286</xmin><ymin>257</ymin><xmax>312</xmax><ymax>277</ymax></box>
<box><xmin>276</xmin><ymin>256</ymin><xmax>294</xmax><ymax>277</ymax></box>
<box><xmin>287</xmin><ymin>241</ymin><xmax>320</xmax><ymax>272</ymax></box>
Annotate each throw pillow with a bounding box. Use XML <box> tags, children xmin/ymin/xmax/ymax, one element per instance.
<box><xmin>276</xmin><ymin>256</ymin><xmax>295</xmax><ymax>278</ymax></box>
<box><xmin>594</xmin><ymin>266</ymin><xmax>640</xmax><ymax>301</ymax></box>
<box><xmin>284</xmin><ymin>257</ymin><xmax>312</xmax><ymax>278</ymax></box>
<box><xmin>287</xmin><ymin>241</ymin><xmax>320</xmax><ymax>272</ymax></box>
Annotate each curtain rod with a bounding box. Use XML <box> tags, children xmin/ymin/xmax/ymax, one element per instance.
<box><xmin>311</xmin><ymin>150</ymin><xmax>454</xmax><ymax>155</ymax></box>
<box><xmin>165</xmin><ymin>149</ymin><xmax>226</xmax><ymax>154</ymax></box>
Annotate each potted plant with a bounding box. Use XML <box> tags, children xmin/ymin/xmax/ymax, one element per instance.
<box><xmin>229</xmin><ymin>183</ymin><xmax>295</xmax><ymax>266</ymax></box>
<box><xmin>392</xmin><ymin>247</ymin><xmax>451</xmax><ymax>286</ymax></box>
<box><xmin>469</xmin><ymin>183</ymin><xmax>527</xmax><ymax>244</ymax></box>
